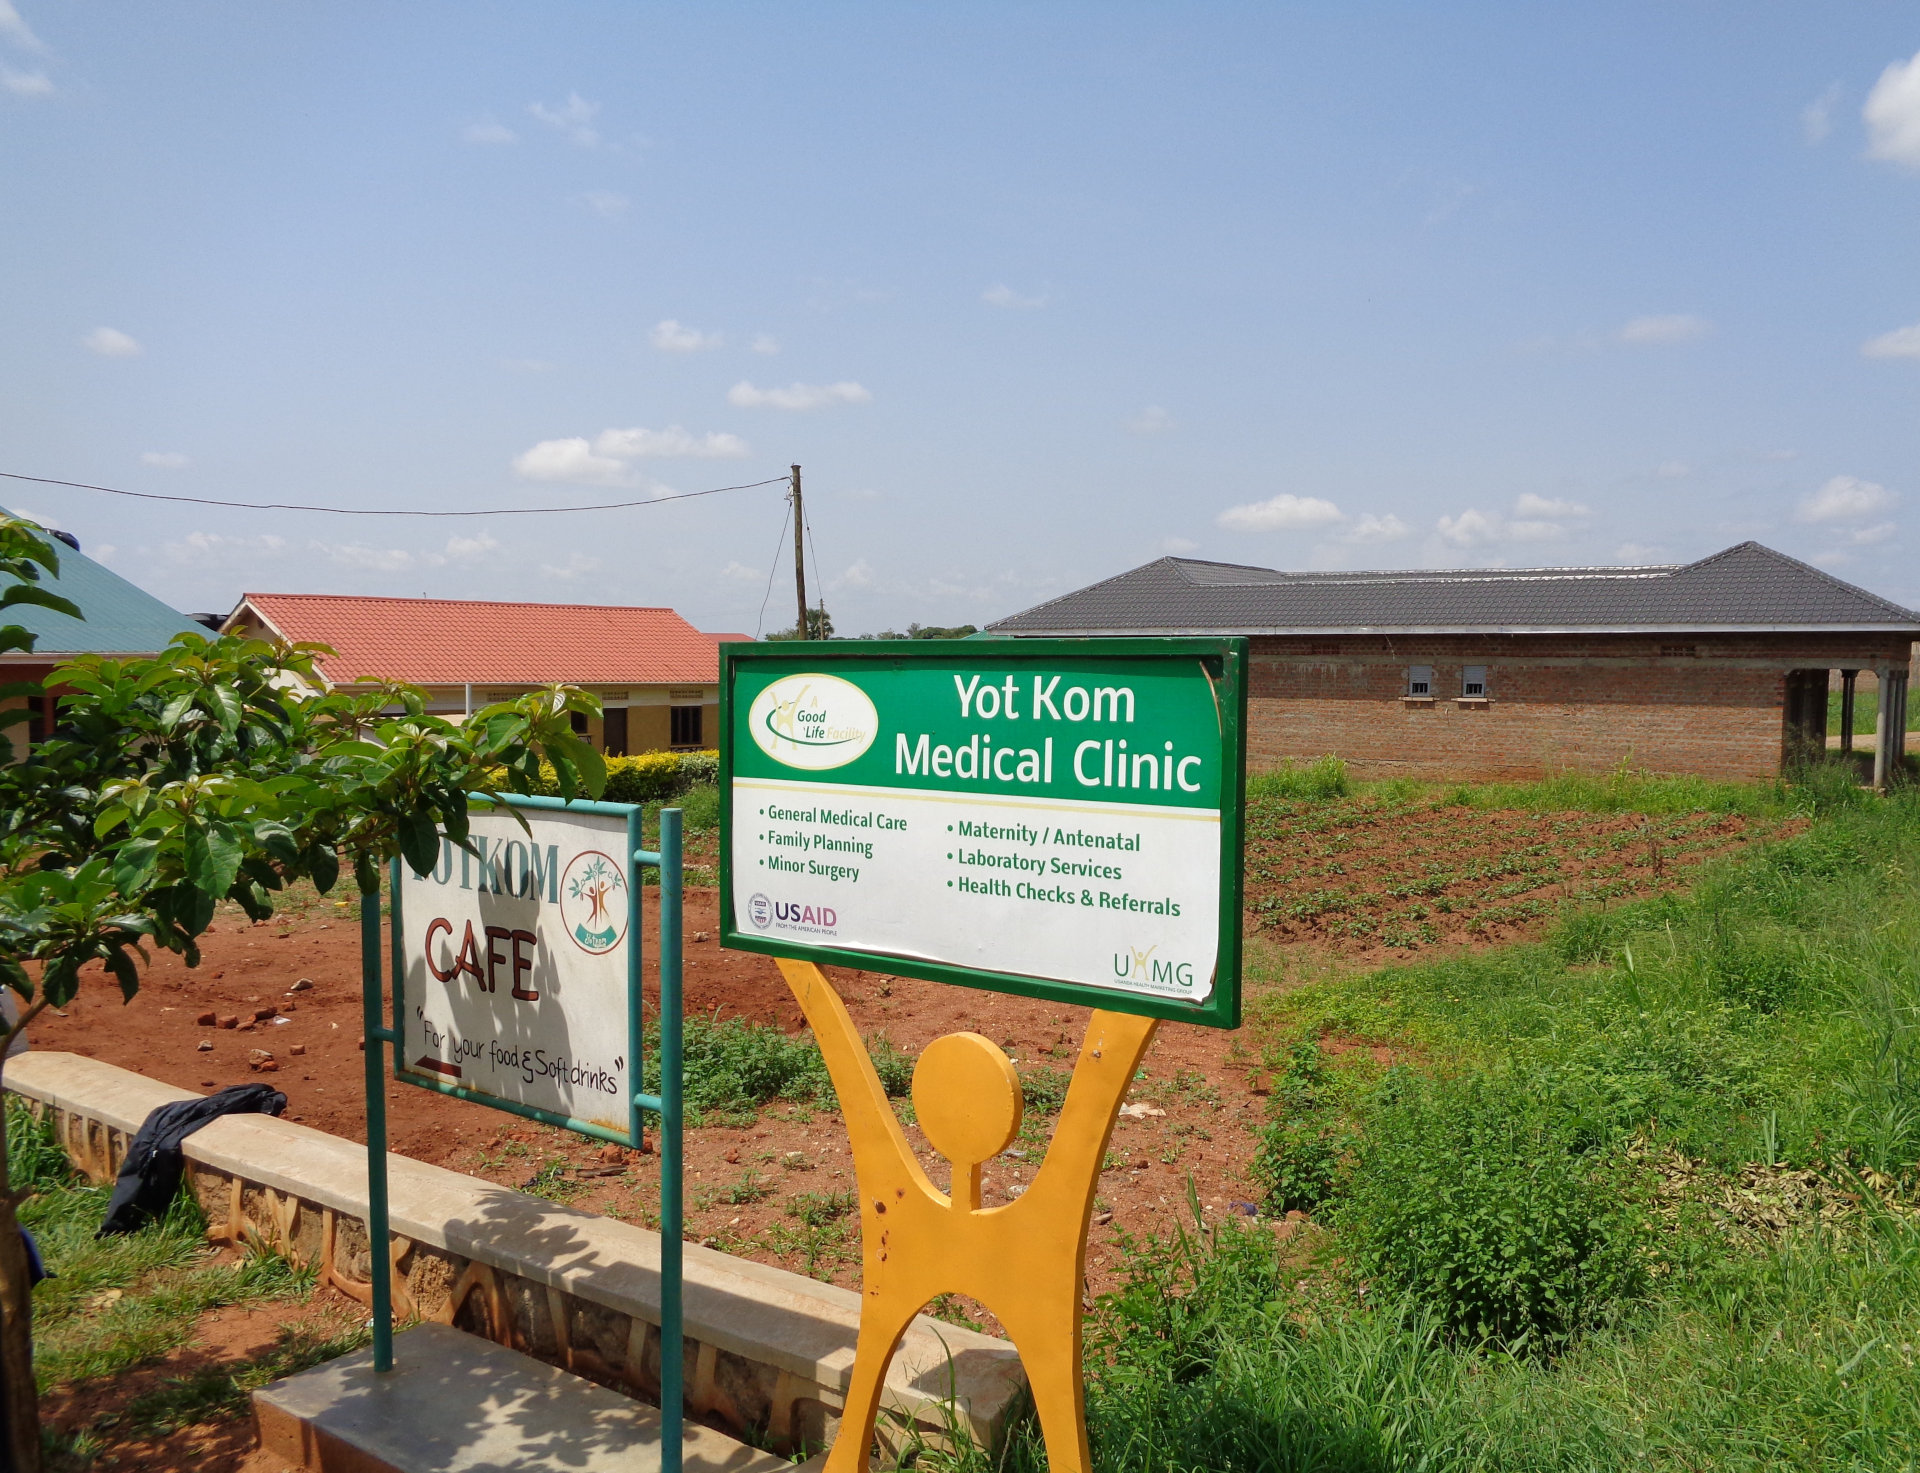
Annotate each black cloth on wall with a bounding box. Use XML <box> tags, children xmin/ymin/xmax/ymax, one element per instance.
<box><xmin>97</xmin><ymin>1083</ymin><xmax>287</xmax><ymax>1237</ymax></box>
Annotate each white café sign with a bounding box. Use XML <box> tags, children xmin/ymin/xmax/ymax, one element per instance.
<box><xmin>396</xmin><ymin>805</ymin><xmax>635</xmax><ymax>1133</ymax></box>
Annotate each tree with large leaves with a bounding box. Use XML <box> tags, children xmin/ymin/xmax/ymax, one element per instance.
<box><xmin>0</xmin><ymin>515</ymin><xmax>606</xmax><ymax>1469</ymax></box>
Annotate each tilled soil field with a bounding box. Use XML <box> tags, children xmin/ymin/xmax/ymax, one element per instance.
<box><xmin>1245</xmin><ymin>800</ymin><xmax>1792</xmax><ymax>954</ymax></box>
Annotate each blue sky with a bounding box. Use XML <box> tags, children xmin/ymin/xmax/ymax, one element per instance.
<box><xmin>3</xmin><ymin>4</ymin><xmax>1918</xmax><ymax>633</ymax></box>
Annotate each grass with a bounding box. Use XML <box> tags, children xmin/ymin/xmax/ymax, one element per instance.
<box><xmin>10</xmin><ymin>1099</ymin><xmax>356</xmax><ymax>1469</ymax></box>
<box><xmin>914</xmin><ymin>775</ymin><xmax>1920</xmax><ymax>1472</ymax></box>
<box><xmin>1829</xmin><ymin>687</ymin><xmax>1920</xmax><ymax>736</ymax></box>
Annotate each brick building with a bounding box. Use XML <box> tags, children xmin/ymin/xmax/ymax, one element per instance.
<box><xmin>221</xmin><ymin>593</ymin><xmax>745</xmax><ymax>755</ymax></box>
<box><xmin>989</xmin><ymin>542</ymin><xmax>1919</xmax><ymax>784</ymax></box>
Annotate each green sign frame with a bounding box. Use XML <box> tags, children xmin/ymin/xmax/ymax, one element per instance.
<box><xmin>719</xmin><ymin>637</ymin><xmax>1246</xmax><ymax>1028</ymax></box>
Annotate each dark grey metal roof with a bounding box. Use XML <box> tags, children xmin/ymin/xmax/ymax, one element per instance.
<box><xmin>989</xmin><ymin>542</ymin><xmax>1920</xmax><ymax>637</ymax></box>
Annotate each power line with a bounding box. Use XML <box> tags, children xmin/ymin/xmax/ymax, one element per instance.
<box><xmin>754</xmin><ymin>497</ymin><xmax>793</xmax><ymax>641</ymax></box>
<box><xmin>0</xmin><ymin>469</ymin><xmax>790</xmax><ymax>517</ymax></box>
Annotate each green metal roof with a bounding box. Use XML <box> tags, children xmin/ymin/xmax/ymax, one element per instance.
<box><xmin>2</xmin><ymin>526</ymin><xmax>204</xmax><ymax>656</ymax></box>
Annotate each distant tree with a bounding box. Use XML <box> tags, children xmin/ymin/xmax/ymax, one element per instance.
<box><xmin>858</xmin><ymin>621</ymin><xmax>980</xmax><ymax>641</ymax></box>
<box><xmin>765</xmin><ymin>606</ymin><xmax>835</xmax><ymax>641</ymax></box>
<box><xmin>0</xmin><ymin>515</ymin><xmax>604</xmax><ymax>1470</ymax></box>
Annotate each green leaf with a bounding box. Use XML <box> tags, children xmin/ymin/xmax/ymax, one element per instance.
<box><xmin>41</xmin><ymin>955</ymin><xmax>80</xmax><ymax>1007</ymax></box>
<box><xmin>159</xmin><ymin>691</ymin><xmax>198</xmax><ymax>728</ymax></box>
<box><xmin>183</xmin><ymin>820</ymin><xmax>242</xmax><ymax>896</ymax></box>
<box><xmin>397</xmin><ymin>812</ymin><xmax>441</xmax><ymax>880</ymax></box>
<box><xmin>0</xmin><ymin>582</ymin><xmax>83</xmax><ymax>621</ymax></box>
<box><xmin>111</xmin><ymin>837</ymin><xmax>162</xmax><ymax>894</ymax></box>
<box><xmin>353</xmin><ymin>851</ymin><xmax>380</xmax><ymax>895</ymax></box>
<box><xmin>308</xmin><ymin>845</ymin><xmax>341</xmax><ymax>895</ymax></box>
<box><xmin>104</xmin><ymin>946</ymin><xmax>142</xmax><ymax>1001</ymax></box>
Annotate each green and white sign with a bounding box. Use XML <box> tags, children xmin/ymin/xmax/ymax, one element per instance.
<box><xmin>719</xmin><ymin>638</ymin><xmax>1246</xmax><ymax>1027</ymax></box>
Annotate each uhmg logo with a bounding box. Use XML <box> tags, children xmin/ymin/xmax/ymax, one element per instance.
<box><xmin>1113</xmin><ymin>943</ymin><xmax>1194</xmax><ymax>989</ymax></box>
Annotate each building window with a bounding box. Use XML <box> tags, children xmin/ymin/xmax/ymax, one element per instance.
<box><xmin>602</xmin><ymin>707</ymin><xmax>628</xmax><ymax>757</ymax></box>
<box><xmin>569</xmin><ymin>711</ymin><xmax>588</xmax><ymax>736</ymax></box>
<box><xmin>1660</xmin><ymin>644</ymin><xmax>1697</xmax><ymax>658</ymax></box>
<box><xmin>1406</xmin><ymin>665</ymin><xmax>1433</xmax><ymax>697</ymax></box>
<box><xmin>1461</xmin><ymin>665</ymin><xmax>1488</xmax><ymax>698</ymax></box>
<box><xmin>670</xmin><ymin>705</ymin><xmax>703</xmax><ymax>748</ymax></box>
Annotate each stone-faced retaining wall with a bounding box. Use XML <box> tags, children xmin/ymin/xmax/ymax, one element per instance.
<box><xmin>6</xmin><ymin>1052</ymin><xmax>1024</xmax><ymax>1462</ymax></box>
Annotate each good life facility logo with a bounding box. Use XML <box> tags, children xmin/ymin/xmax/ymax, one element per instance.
<box><xmin>747</xmin><ymin>674</ymin><xmax>879</xmax><ymax>770</ymax></box>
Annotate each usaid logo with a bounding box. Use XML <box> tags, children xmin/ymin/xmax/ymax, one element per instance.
<box><xmin>747</xmin><ymin>673</ymin><xmax>878</xmax><ymax>771</ymax></box>
<box><xmin>751</xmin><ymin>895</ymin><xmax>841</xmax><ymax>934</ymax></box>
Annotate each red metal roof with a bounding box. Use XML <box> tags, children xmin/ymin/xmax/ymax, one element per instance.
<box><xmin>233</xmin><ymin>593</ymin><xmax>734</xmax><ymax>687</ymax></box>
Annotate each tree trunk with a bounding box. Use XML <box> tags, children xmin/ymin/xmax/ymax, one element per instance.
<box><xmin>0</xmin><ymin>1003</ymin><xmax>46</xmax><ymax>1473</ymax></box>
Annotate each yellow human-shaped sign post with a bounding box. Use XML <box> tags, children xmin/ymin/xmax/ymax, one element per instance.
<box><xmin>776</xmin><ymin>958</ymin><xmax>1159</xmax><ymax>1473</ymax></box>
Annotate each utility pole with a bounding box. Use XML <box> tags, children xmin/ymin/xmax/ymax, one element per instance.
<box><xmin>790</xmin><ymin>464</ymin><xmax>808</xmax><ymax>639</ymax></box>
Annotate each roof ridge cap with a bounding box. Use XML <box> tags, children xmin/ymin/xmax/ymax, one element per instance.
<box><xmin>1685</xmin><ymin>541</ymin><xmax>1920</xmax><ymax>622</ymax></box>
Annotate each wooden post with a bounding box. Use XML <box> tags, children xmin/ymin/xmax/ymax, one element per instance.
<box><xmin>1840</xmin><ymin>669</ymin><xmax>1857</xmax><ymax>754</ymax></box>
<box><xmin>790</xmin><ymin>464</ymin><xmax>807</xmax><ymax>640</ymax></box>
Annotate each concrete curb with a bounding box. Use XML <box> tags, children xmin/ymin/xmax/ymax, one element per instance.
<box><xmin>7</xmin><ymin>1051</ymin><xmax>1024</xmax><ymax>1461</ymax></box>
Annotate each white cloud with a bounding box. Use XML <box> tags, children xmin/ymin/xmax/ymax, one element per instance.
<box><xmin>720</xmin><ymin>560</ymin><xmax>761</xmax><ymax>582</ymax></box>
<box><xmin>140</xmin><ymin>451</ymin><xmax>189</xmax><ymax>469</ymax></box>
<box><xmin>650</xmin><ymin>319</ymin><xmax>722</xmax><ymax>352</ymax></box>
<box><xmin>83</xmin><ymin>327</ymin><xmax>141</xmax><ymax>357</ymax></box>
<box><xmin>1655</xmin><ymin>460</ymin><xmax>1691</xmax><ymax>478</ymax></box>
<box><xmin>438</xmin><ymin>532</ymin><xmax>499</xmax><ymax>562</ymax></box>
<box><xmin>1506</xmin><ymin>520</ymin><xmax>1569</xmax><ymax>542</ymax></box>
<box><xmin>528</xmin><ymin>92</ymin><xmax>600</xmax><ymax>147</ymax></box>
<box><xmin>1810</xmin><ymin>549</ymin><xmax>1853</xmax><ymax>569</ymax></box>
<box><xmin>512</xmin><ymin>425</ymin><xmax>748</xmax><ymax>484</ymax></box>
<box><xmin>315</xmin><ymin>541</ymin><xmax>416</xmax><ymax>573</ymax></box>
<box><xmin>2</xmin><ymin>65</ymin><xmax>50</xmax><ymax>96</ymax></box>
<box><xmin>1161</xmin><ymin>536</ymin><xmax>1199</xmax><ymax>555</ymax></box>
<box><xmin>1126</xmin><ymin>406</ymin><xmax>1176</xmax><ymax>434</ymax></box>
<box><xmin>581</xmin><ymin>190</ymin><xmax>628</xmax><ymax>218</ymax></box>
<box><xmin>461</xmin><ymin>120</ymin><xmax>516</xmax><ymax>145</ymax></box>
<box><xmin>1802</xmin><ymin>83</ymin><xmax>1841</xmax><ymax>143</ymax></box>
<box><xmin>163</xmin><ymin>530</ymin><xmax>287</xmax><ymax>565</ymax></box>
<box><xmin>982</xmin><ymin>283</ymin><xmax>1047</xmax><ymax>309</ymax></box>
<box><xmin>539</xmin><ymin>552</ymin><xmax>601</xmax><ymax>580</ymax></box>
<box><xmin>1216</xmin><ymin>493</ymin><xmax>1344</xmax><ymax>532</ymax></box>
<box><xmin>512</xmin><ymin>437</ymin><xmax>626</xmax><ymax>485</ymax></box>
<box><xmin>1862</xmin><ymin>322</ymin><xmax>1920</xmax><ymax>360</ymax></box>
<box><xmin>1435</xmin><ymin>509</ymin><xmax>1504</xmax><ymax>547</ymax></box>
<box><xmin>1338</xmin><ymin>513</ymin><xmax>1411</xmax><ymax>544</ymax></box>
<box><xmin>750</xmin><ymin>334</ymin><xmax>780</xmax><ymax>355</ymax></box>
<box><xmin>1616</xmin><ymin>314</ymin><xmax>1713</xmax><ymax>346</ymax></box>
<box><xmin>836</xmin><ymin>559</ymin><xmax>875</xmax><ymax>589</ymax></box>
<box><xmin>1864</xmin><ymin>49</ymin><xmax>1920</xmax><ymax>169</ymax></box>
<box><xmin>1847</xmin><ymin>521</ymin><xmax>1898</xmax><ymax>546</ymax></box>
<box><xmin>727</xmin><ymin>380</ymin><xmax>871</xmax><ymax>410</ymax></box>
<box><xmin>1797</xmin><ymin>474</ymin><xmax>1896</xmax><ymax>523</ymax></box>
<box><xmin>1514</xmin><ymin>492</ymin><xmax>1590</xmax><ymax>518</ymax></box>
<box><xmin>0</xmin><ymin>2</ymin><xmax>44</xmax><ymax>49</ymax></box>
<box><xmin>592</xmin><ymin>426</ymin><xmax>748</xmax><ymax>459</ymax></box>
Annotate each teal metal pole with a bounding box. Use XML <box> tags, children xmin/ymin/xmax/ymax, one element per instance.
<box><xmin>360</xmin><ymin>887</ymin><xmax>394</xmax><ymax>1372</ymax></box>
<box><xmin>659</xmin><ymin>807</ymin><xmax>684</xmax><ymax>1472</ymax></box>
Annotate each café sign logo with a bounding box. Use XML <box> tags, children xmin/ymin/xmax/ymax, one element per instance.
<box><xmin>747</xmin><ymin>673</ymin><xmax>878</xmax><ymax>770</ymax></box>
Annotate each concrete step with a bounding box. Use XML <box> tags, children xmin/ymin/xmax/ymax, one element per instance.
<box><xmin>255</xmin><ymin>1320</ymin><xmax>818</xmax><ymax>1472</ymax></box>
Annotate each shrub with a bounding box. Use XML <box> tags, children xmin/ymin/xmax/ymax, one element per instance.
<box><xmin>1337</xmin><ymin>1073</ymin><xmax>1646</xmax><ymax>1349</ymax></box>
<box><xmin>1250</xmin><ymin>1039</ymin><xmax>1349</xmax><ymax>1215</ymax></box>
<box><xmin>526</xmin><ymin>750</ymin><xmax>718</xmax><ymax>806</ymax></box>
<box><xmin>1247</xmin><ymin>755</ymin><xmax>1350</xmax><ymax>803</ymax></box>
